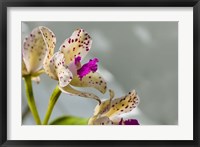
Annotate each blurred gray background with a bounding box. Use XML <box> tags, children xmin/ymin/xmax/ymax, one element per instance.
<box><xmin>22</xmin><ymin>21</ymin><xmax>178</xmax><ymax>125</ymax></box>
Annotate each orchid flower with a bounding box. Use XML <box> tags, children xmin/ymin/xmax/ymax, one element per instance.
<box><xmin>41</xmin><ymin>28</ymin><xmax>107</xmax><ymax>124</ymax></box>
<box><xmin>88</xmin><ymin>89</ymin><xmax>140</xmax><ymax>125</ymax></box>
<box><xmin>42</xmin><ymin>28</ymin><xmax>107</xmax><ymax>102</ymax></box>
<box><xmin>22</xmin><ymin>26</ymin><xmax>56</xmax><ymax>124</ymax></box>
<box><xmin>22</xmin><ymin>26</ymin><xmax>56</xmax><ymax>83</ymax></box>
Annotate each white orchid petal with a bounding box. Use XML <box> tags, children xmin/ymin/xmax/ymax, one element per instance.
<box><xmin>70</xmin><ymin>72</ymin><xmax>107</xmax><ymax>94</ymax></box>
<box><xmin>39</xmin><ymin>26</ymin><xmax>57</xmax><ymax>79</ymax></box>
<box><xmin>48</xmin><ymin>52</ymin><xmax>73</xmax><ymax>87</ymax></box>
<box><xmin>23</xmin><ymin>27</ymin><xmax>46</xmax><ymax>73</ymax></box>
<box><xmin>23</xmin><ymin>26</ymin><xmax>55</xmax><ymax>74</ymax></box>
<box><xmin>39</xmin><ymin>26</ymin><xmax>56</xmax><ymax>59</ymax></box>
<box><xmin>59</xmin><ymin>85</ymin><xmax>101</xmax><ymax>103</ymax></box>
<box><xmin>105</xmin><ymin>89</ymin><xmax>139</xmax><ymax>117</ymax></box>
<box><xmin>59</xmin><ymin>28</ymin><xmax>92</xmax><ymax>65</ymax></box>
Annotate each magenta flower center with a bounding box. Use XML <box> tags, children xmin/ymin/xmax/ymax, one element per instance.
<box><xmin>75</xmin><ymin>56</ymin><xmax>99</xmax><ymax>80</ymax></box>
<box><xmin>124</xmin><ymin>119</ymin><xmax>139</xmax><ymax>125</ymax></box>
<box><xmin>119</xmin><ymin>118</ymin><xmax>139</xmax><ymax>125</ymax></box>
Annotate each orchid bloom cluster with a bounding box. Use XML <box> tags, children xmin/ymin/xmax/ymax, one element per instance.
<box><xmin>22</xmin><ymin>26</ymin><xmax>140</xmax><ymax>125</ymax></box>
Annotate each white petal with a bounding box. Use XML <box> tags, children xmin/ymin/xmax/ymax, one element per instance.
<box><xmin>59</xmin><ymin>85</ymin><xmax>101</xmax><ymax>103</ymax></box>
<box><xmin>23</xmin><ymin>26</ymin><xmax>56</xmax><ymax>74</ymax></box>
<box><xmin>70</xmin><ymin>72</ymin><xmax>107</xmax><ymax>94</ymax></box>
<box><xmin>105</xmin><ymin>89</ymin><xmax>139</xmax><ymax>117</ymax></box>
<box><xmin>40</xmin><ymin>26</ymin><xmax>57</xmax><ymax>79</ymax></box>
<box><xmin>59</xmin><ymin>29</ymin><xmax>92</xmax><ymax>65</ymax></box>
<box><xmin>49</xmin><ymin>52</ymin><xmax>73</xmax><ymax>87</ymax></box>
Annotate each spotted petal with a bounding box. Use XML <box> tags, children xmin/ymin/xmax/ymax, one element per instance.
<box><xmin>59</xmin><ymin>85</ymin><xmax>101</xmax><ymax>103</ymax></box>
<box><xmin>104</xmin><ymin>90</ymin><xmax>139</xmax><ymax>117</ymax></box>
<box><xmin>39</xmin><ymin>26</ymin><xmax>56</xmax><ymax>58</ymax></box>
<box><xmin>39</xmin><ymin>26</ymin><xmax>57</xmax><ymax>79</ymax></box>
<box><xmin>59</xmin><ymin>29</ymin><xmax>92</xmax><ymax>65</ymax></box>
<box><xmin>70</xmin><ymin>72</ymin><xmax>107</xmax><ymax>94</ymax></box>
<box><xmin>23</xmin><ymin>26</ymin><xmax>55</xmax><ymax>74</ymax></box>
<box><xmin>49</xmin><ymin>52</ymin><xmax>73</xmax><ymax>87</ymax></box>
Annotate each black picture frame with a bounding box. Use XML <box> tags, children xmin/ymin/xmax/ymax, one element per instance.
<box><xmin>0</xmin><ymin>0</ymin><xmax>199</xmax><ymax>146</ymax></box>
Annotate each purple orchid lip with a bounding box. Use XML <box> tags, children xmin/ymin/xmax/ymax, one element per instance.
<box><xmin>75</xmin><ymin>56</ymin><xmax>99</xmax><ymax>80</ymax></box>
<box><xmin>124</xmin><ymin>119</ymin><xmax>139</xmax><ymax>125</ymax></box>
<box><xmin>119</xmin><ymin>118</ymin><xmax>140</xmax><ymax>125</ymax></box>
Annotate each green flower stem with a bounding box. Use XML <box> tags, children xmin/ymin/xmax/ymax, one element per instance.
<box><xmin>43</xmin><ymin>85</ymin><xmax>62</xmax><ymax>125</ymax></box>
<box><xmin>24</xmin><ymin>75</ymin><xmax>41</xmax><ymax>125</ymax></box>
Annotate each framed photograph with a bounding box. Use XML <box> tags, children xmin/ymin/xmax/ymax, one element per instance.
<box><xmin>0</xmin><ymin>0</ymin><xmax>199</xmax><ymax>146</ymax></box>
